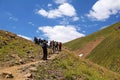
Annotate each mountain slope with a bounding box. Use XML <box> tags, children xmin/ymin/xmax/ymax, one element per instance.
<box><xmin>64</xmin><ymin>22</ymin><xmax>120</xmax><ymax>74</ymax></box>
<box><xmin>64</xmin><ymin>22</ymin><xmax>120</xmax><ymax>51</ymax></box>
<box><xmin>35</xmin><ymin>50</ymin><xmax>120</xmax><ymax>80</ymax></box>
<box><xmin>0</xmin><ymin>30</ymin><xmax>120</xmax><ymax>80</ymax></box>
<box><xmin>0</xmin><ymin>30</ymin><xmax>42</xmax><ymax>67</ymax></box>
<box><xmin>86</xmin><ymin>24</ymin><xmax>120</xmax><ymax>74</ymax></box>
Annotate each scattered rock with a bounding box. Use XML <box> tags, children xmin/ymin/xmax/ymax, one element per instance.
<box><xmin>9</xmin><ymin>34</ymin><xmax>16</xmax><ymax>38</ymax></box>
<box><xmin>26</xmin><ymin>50</ymin><xmax>33</xmax><ymax>54</ymax></box>
<box><xmin>15</xmin><ymin>61</ymin><xmax>20</xmax><ymax>65</ymax></box>
<box><xmin>19</xmin><ymin>59</ymin><xmax>24</xmax><ymax>64</ymax></box>
<box><xmin>11</xmin><ymin>54</ymin><xmax>21</xmax><ymax>60</ymax></box>
<box><xmin>29</xmin><ymin>67</ymin><xmax>37</xmax><ymax>72</ymax></box>
<box><xmin>24</xmin><ymin>73</ymin><xmax>33</xmax><ymax>78</ymax></box>
<box><xmin>115</xmin><ymin>26</ymin><xmax>120</xmax><ymax>30</ymax></box>
<box><xmin>26</xmin><ymin>51</ymin><xmax>31</xmax><ymax>54</ymax></box>
<box><xmin>1</xmin><ymin>71</ymin><xmax>14</xmax><ymax>78</ymax></box>
<box><xmin>29</xmin><ymin>56</ymin><xmax>34</xmax><ymax>59</ymax></box>
<box><xmin>79</xmin><ymin>54</ymin><xmax>83</xmax><ymax>57</ymax></box>
<box><xmin>3</xmin><ymin>41</ymin><xmax>8</xmax><ymax>45</ymax></box>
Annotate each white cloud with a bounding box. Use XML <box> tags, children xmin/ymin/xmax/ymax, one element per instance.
<box><xmin>82</xmin><ymin>31</ymin><xmax>86</xmax><ymax>33</ymax></box>
<box><xmin>38</xmin><ymin>25</ymin><xmax>85</xmax><ymax>43</ymax></box>
<box><xmin>59</xmin><ymin>18</ymin><xmax>70</xmax><ymax>25</ymax></box>
<box><xmin>6</xmin><ymin>12</ymin><xmax>19</xmax><ymax>22</ymax></box>
<box><xmin>9</xmin><ymin>17</ymin><xmax>18</xmax><ymax>21</ymax></box>
<box><xmin>28</xmin><ymin>22</ymin><xmax>35</xmax><ymax>26</ymax></box>
<box><xmin>100</xmin><ymin>25</ymin><xmax>108</xmax><ymax>30</ymax></box>
<box><xmin>87</xmin><ymin>0</ymin><xmax>120</xmax><ymax>21</ymax></box>
<box><xmin>73</xmin><ymin>16</ymin><xmax>79</xmax><ymax>21</ymax></box>
<box><xmin>48</xmin><ymin>4</ymin><xmax>52</xmax><ymax>7</ymax></box>
<box><xmin>38</xmin><ymin>9</ymin><xmax>48</xmax><ymax>17</ymax></box>
<box><xmin>18</xmin><ymin>35</ymin><xmax>32</xmax><ymax>41</ymax></box>
<box><xmin>58</xmin><ymin>3</ymin><xmax>76</xmax><ymax>17</ymax></box>
<box><xmin>37</xmin><ymin>3</ymin><xmax>78</xmax><ymax>21</ymax></box>
<box><xmin>54</xmin><ymin>0</ymin><xmax>67</xmax><ymax>4</ymax></box>
<box><xmin>80</xmin><ymin>16</ymin><xmax>85</xmax><ymax>22</ymax></box>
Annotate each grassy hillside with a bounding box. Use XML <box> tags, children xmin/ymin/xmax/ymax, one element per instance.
<box><xmin>0</xmin><ymin>30</ymin><xmax>42</xmax><ymax>67</ymax></box>
<box><xmin>64</xmin><ymin>22</ymin><xmax>120</xmax><ymax>51</ymax></box>
<box><xmin>35</xmin><ymin>50</ymin><xmax>120</xmax><ymax>80</ymax></box>
<box><xmin>86</xmin><ymin>23</ymin><xmax>120</xmax><ymax>74</ymax></box>
<box><xmin>0</xmin><ymin>30</ymin><xmax>120</xmax><ymax>80</ymax></box>
<box><xmin>64</xmin><ymin>22</ymin><xmax>120</xmax><ymax>74</ymax></box>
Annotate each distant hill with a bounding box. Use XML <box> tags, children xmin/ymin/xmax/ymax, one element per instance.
<box><xmin>0</xmin><ymin>30</ymin><xmax>42</xmax><ymax>67</ymax></box>
<box><xmin>64</xmin><ymin>22</ymin><xmax>120</xmax><ymax>74</ymax></box>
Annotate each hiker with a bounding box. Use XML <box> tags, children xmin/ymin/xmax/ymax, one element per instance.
<box><xmin>39</xmin><ymin>38</ymin><xmax>43</xmax><ymax>45</ymax></box>
<box><xmin>55</xmin><ymin>41</ymin><xmax>58</xmax><ymax>51</ymax></box>
<box><xmin>58</xmin><ymin>42</ymin><xmax>62</xmax><ymax>51</ymax></box>
<box><xmin>50</xmin><ymin>40</ymin><xmax>55</xmax><ymax>53</ymax></box>
<box><xmin>34</xmin><ymin>36</ymin><xmax>39</xmax><ymax>45</ymax></box>
<box><xmin>42</xmin><ymin>40</ymin><xmax>48</xmax><ymax>60</ymax></box>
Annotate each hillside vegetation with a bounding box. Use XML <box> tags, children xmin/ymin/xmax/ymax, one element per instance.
<box><xmin>0</xmin><ymin>28</ymin><xmax>120</xmax><ymax>80</ymax></box>
<box><xmin>64</xmin><ymin>22</ymin><xmax>120</xmax><ymax>74</ymax></box>
<box><xmin>0</xmin><ymin>30</ymin><xmax>42</xmax><ymax>67</ymax></box>
<box><xmin>35</xmin><ymin>50</ymin><xmax>120</xmax><ymax>80</ymax></box>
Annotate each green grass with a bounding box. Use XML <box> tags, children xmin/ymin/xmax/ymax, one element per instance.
<box><xmin>64</xmin><ymin>22</ymin><xmax>120</xmax><ymax>74</ymax></box>
<box><xmin>0</xmin><ymin>30</ymin><xmax>42</xmax><ymax>66</ymax></box>
<box><xmin>64</xmin><ymin>22</ymin><xmax>120</xmax><ymax>51</ymax></box>
<box><xmin>86</xmin><ymin>26</ymin><xmax>120</xmax><ymax>74</ymax></box>
<box><xmin>35</xmin><ymin>50</ymin><xmax>120</xmax><ymax>80</ymax></box>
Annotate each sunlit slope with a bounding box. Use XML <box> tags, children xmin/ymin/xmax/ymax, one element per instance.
<box><xmin>64</xmin><ymin>22</ymin><xmax>120</xmax><ymax>74</ymax></box>
<box><xmin>0</xmin><ymin>30</ymin><xmax>42</xmax><ymax>67</ymax></box>
<box><xmin>86</xmin><ymin>24</ymin><xmax>120</xmax><ymax>74</ymax></box>
<box><xmin>35</xmin><ymin>50</ymin><xmax>120</xmax><ymax>80</ymax></box>
<box><xmin>64</xmin><ymin>22</ymin><xmax>120</xmax><ymax>51</ymax></box>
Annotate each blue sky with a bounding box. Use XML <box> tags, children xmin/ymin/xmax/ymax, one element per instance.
<box><xmin>0</xmin><ymin>0</ymin><xmax>120</xmax><ymax>42</ymax></box>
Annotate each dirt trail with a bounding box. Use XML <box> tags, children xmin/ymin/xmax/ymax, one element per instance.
<box><xmin>76</xmin><ymin>37</ymin><xmax>104</xmax><ymax>58</ymax></box>
<box><xmin>0</xmin><ymin>54</ymin><xmax>58</xmax><ymax>80</ymax></box>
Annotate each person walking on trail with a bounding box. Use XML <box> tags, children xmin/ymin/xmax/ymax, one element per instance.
<box><xmin>38</xmin><ymin>38</ymin><xmax>43</xmax><ymax>45</ymax></box>
<box><xmin>55</xmin><ymin>41</ymin><xmax>58</xmax><ymax>51</ymax></box>
<box><xmin>58</xmin><ymin>42</ymin><xmax>62</xmax><ymax>52</ymax></box>
<box><xmin>42</xmin><ymin>40</ymin><xmax>48</xmax><ymax>60</ymax></box>
<box><xmin>50</xmin><ymin>40</ymin><xmax>55</xmax><ymax>54</ymax></box>
<box><xmin>34</xmin><ymin>36</ymin><xmax>39</xmax><ymax>45</ymax></box>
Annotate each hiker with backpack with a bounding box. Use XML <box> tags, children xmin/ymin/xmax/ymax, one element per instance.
<box><xmin>58</xmin><ymin>42</ymin><xmax>62</xmax><ymax>52</ymax></box>
<box><xmin>54</xmin><ymin>41</ymin><xmax>58</xmax><ymax>51</ymax></box>
<box><xmin>34</xmin><ymin>36</ymin><xmax>39</xmax><ymax>45</ymax></box>
<box><xmin>42</xmin><ymin>40</ymin><xmax>48</xmax><ymax>60</ymax></box>
<box><xmin>50</xmin><ymin>40</ymin><xmax>55</xmax><ymax>54</ymax></box>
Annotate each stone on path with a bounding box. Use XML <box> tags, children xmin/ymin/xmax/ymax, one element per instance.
<box><xmin>24</xmin><ymin>73</ymin><xmax>33</xmax><ymax>78</ymax></box>
<box><xmin>1</xmin><ymin>71</ymin><xmax>14</xmax><ymax>78</ymax></box>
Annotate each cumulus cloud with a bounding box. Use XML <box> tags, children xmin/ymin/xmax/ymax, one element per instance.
<box><xmin>87</xmin><ymin>0</ymin><xmax>120</xmax><ymax>21</ymax></box>
<box><xmin>38</xmin><ymin>25</ymin><xmax>85</xmax><ymax>43</ymax></box>
<box><xmin>17</xmin><ymin>35</ymin><xmax>32</xmax><ymax>41</ymax></box>
<box><xmin>37</xmin><ymin>3</ymin><xmax>79</xmax><ymax>21</ymax></box>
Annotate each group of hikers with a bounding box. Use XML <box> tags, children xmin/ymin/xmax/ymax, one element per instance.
<box><xmin>34</xmin><ymin>37</ymin><xmax>62</xmax><ymax>60</ymax></box>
